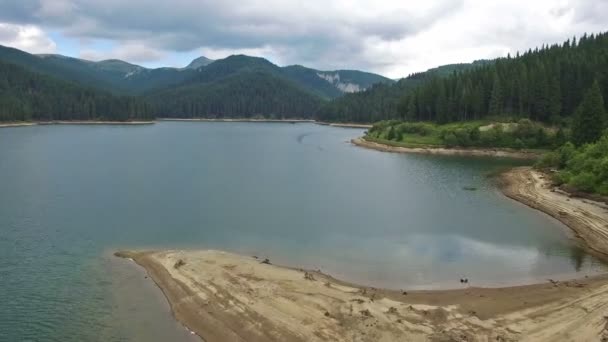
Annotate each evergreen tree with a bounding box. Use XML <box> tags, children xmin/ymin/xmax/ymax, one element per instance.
<box><xmin>554</xmin><ymin>127</ymin><xmax>567</xmax><ymax>148</ymax></box>
<box><xmin>387</xmin><ymin>126</ymin><xmax>396</xmax><ymax>140</ymax></box>
<box><xmin>571</xmin><ymin>81</ymin><xmax>606</xmax><ymax>146</ymax></box>
<box><xmin>488</xmin><ymin>75</ymin><xmax>503</xmax><ymax>116</ymax></box>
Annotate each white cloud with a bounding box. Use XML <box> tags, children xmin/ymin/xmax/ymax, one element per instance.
<box><xmin>0</xmin><ymin>0</ymin><xmax>606</xmax><ymax>77</ymax></box>
<box><xmin>0</xmin><ymin>23</ymin><xmax>56</xmax><ymax>53</ymax></box>
<box><xmin>80</xmin><ymin>42</ymin><xmax>165</xmax><ymax>63</ymax></box>
<box><xmin>359</xmin><ymin>0</ymin><xmax>608</xmax><ymax>77</ymax></box>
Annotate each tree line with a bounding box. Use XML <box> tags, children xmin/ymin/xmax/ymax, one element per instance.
<box><xmin>314</xmin><ymin>62</ymin><xmax>488</xmax><ymax>123</ymax></box>
<box><xmin>148</xmin><ymin>71</ymin><xmax>323</xmax><ymax>119</ymax></box>
<box><xmin>400</xmin><ymin>32</ymin><xmax>608</xmax><ymax>124</ymax></box>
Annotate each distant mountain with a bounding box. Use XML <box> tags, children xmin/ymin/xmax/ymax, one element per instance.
<box><xmin>149</xmin><ymin>70</ymin><xmax>323</xmax><ymax>118</ymax></box>
<box><xmin>1</xmin><ymin>45</ymin><xmax>392</xmax><ymax>101</ymax></box>
<box><xmin>147</xmin><ymin>56</ymin><xmax>326</xmax><ymax>118</ymax></box>
<box><xmin>282</xmin><ymin>65</ymin><xmax>394</xmax><ymax>99</ymax></box>
<box><xmin>35</xmin><ymin>53</ymin><xmax>197</xmax><ymax>94</ymax></box>
<box><xmin>184</xmin><ymin>56</ymin><xmax>214</xmax><ymax>69</ymax></box>
<box><xmin>177</xmin><ymin>55</ymin><xmax>393</xmax><ymax>99</ymax></box>
<box><xmin>315</xmin><ymin>61</ymin><xmax>491</xmax><ymax>123</ymax></box>
<box><xmin>0</xmin><ymin>44</ymin><xmax>395</xmax><ymax>120</ymax></box>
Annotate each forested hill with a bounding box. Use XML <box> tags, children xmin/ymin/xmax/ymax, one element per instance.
<box><xmin>315</xmin><ymin>61</ymin><xmax>490</xmax><ymax>123</ymax></box>
<box><xmin>148</xmin><ymin>70</ymin><xmax>324</xmax><ymax>119</ymax></box>
<box><xmin>401</xmin><ymin>33</ymin><xmax>608</xmax><ymax>124</ymax></box>
<box><xmin>0</xmin><ymin>45</ymin><xmax>396</xmax><ymax>121</ymax></box>
<box><xmin>0</xmin><ymin>60</ymin><xmax>153</xmax><ymax>122</ymax></box>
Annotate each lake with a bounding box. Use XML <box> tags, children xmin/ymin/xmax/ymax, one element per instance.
<box><xmin>0</xmin><ymin>122</ymin><xmax>605</xmax><ymax>341</ymax></box>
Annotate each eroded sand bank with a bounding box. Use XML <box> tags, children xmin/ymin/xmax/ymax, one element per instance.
<box><xmin>500</xmin><ymin>167</ymin><xmax>608</xmax><ymax>258</ymax></box>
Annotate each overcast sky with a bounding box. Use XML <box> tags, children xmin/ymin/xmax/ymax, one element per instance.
<box><xmin>0</xmin><ymin>0</ymin><xmax>606</xmax><ymax>78</ymax></box>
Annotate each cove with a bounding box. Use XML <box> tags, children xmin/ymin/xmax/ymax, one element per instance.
<box><xmin>0</xmin><ymin>122</ymin><xmax>605</xmax><ymax>341</ymax></box>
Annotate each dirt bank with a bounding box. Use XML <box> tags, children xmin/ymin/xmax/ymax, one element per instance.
<box><xmin>352</xmin><ymin>137</ymin><xmax>541</xmax><ymax>159</ymax></box>
<box><xmin>116</xmin><ymin>249</ymin><xmax>608</xmax><ymax>342</ymax></box>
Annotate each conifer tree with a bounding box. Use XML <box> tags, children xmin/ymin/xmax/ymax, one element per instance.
<box><xmin>571</xmin><ymin>81</ymin><xmax>606</xmax><ymax>146</ymax></box>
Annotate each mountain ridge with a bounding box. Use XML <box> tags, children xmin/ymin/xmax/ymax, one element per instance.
<box><xmin>0</xmin><ymin>45</ymin><xmax>392</xmax><ymax>98</ymax></box>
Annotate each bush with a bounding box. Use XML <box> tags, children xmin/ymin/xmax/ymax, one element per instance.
<box><xmin>535</xmin><ymin>151</ymin><xmax>559</xmax><ymax>168</ymax></box>
<box><xmin>570</xmin><ymin>172</ymin><xmax>597</xmax><ymax>192</ymax></box>
<box><xmin>553</xmin><ymin>135</ymin><xmax>608</xmax><ymax>195</ymax></box>
<box><xmin>443</xmin><ymin>132</ymin><xmax>459</xmax><ymax>147</ymax></box>
<box><xmin>558</xmin><ymin>142</ymin><xmax>576</xmax><ymax>168</ymax></box>
<box><xmin>395</xmin><ymin>122</ymin><xmax>435</xmax><ymax>136</ymax></box>
<box><xmin>469</xmin><ymin>127</ymin><xmax>480</xmax><ymax>141</ymax></box>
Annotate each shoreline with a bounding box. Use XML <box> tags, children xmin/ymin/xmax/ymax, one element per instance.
<box><xmin>0</xmin><ymin>119</ymin><xmax>371</xmax><ymax>128</ymax></box>
<box><xmin>115</xmin><ymin>167</ymin><xmax>608</xmax><ymax>341</ymax></box>
<box><xmin>0</xmin><ymin>120</ymin><xmax>155</xmax><ymax>128</ymax></box>
<box><xmin>352</xmin><ymin>137</ymin><xmax>542</xmax><ymax>159</ymax></box>
<box><xmin>316</xmin><ymin>122</ymin><xmax>373</xmax><ymax>129</ymax></box>
<box><xmin>158</xmin><ymin>118</ymin><xmax>315</xmax><ymax>123</ymax></box>
<box><xmin>116</xmin><ymin>249</ymin><xmax>608</xmax><ymax>341</ymax></box>
<box><xmin>499</xmin><ymin>167</ymin><xmax>608</xmax><ymax>259</ymax></box>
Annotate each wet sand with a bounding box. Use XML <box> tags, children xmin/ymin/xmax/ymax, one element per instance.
<box><xmin>352</xmin><ymin>137</ymin><xmax>542</xmax><ymax>160</ymax></box>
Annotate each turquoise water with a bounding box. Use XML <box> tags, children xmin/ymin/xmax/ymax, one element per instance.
<box><xmin>0</xmin><ymin>122</ymin><xmax>605</xmax><ymax>341</ymax></box>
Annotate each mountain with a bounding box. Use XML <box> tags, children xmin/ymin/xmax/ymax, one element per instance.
<box><xmin>282</xmin><ymin>65</ymin><xmax>394</xmax><ymax>99</ymax></box>
<box><xmin>177</xmin><ymin>55</ymin><xmax>394</xmax><ymax>99</ymax></box>
<box><xmin>0</xmin><ymin>45</ymin><xmax>392</xmax><ymax>101</ymax></box>
<box><xmin>35</xmin><ymin>53</ymin><xmax>197</xmax><ymax>94</ymax></box>
<box><xmin>315</xmin><ymin>61</ymin><xmax>490</xmax><ymax>123</ymax></box>
<box><xmin>148</xmin><ymin>65</ymin><xmax>324</xmax><ymax>118</ymax></box>
<box><xmin>185</xmin><ymin>56</ymin><xmax>214</xmax><ymax>69</ymax></box>
<box><xmin>0</xmin><ymin>59</ymin><xmax>153</xmax><ymax>122</ymax></box>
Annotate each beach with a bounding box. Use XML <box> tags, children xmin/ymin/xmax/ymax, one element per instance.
<box><xmin>352</xmin><ymin>137</ymin><xmax>542</xmax><ymax>160</ymax></box>
<box><xmin>117</xmin><ymin>248</ymin><xmax>608</xmax><ymax>342</ymax></box>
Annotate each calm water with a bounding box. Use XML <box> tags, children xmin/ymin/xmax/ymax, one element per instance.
<box><xmin>0</xmin><ymin>122</ymin><xmax>606</xmax><ymax>341</ymax></box>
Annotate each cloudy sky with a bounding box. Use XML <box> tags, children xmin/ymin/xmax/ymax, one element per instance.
<box><xmin>0</xmin><ymin>0</ymin><xmax>606</xmax><ymax>78</ymax></box>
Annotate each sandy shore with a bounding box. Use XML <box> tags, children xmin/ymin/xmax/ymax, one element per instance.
<box><xmin>316</xmin><ymin>122</ymin><xmax>373</xmax><ymax>129</ymax></box>
<box><xmin>500</xmin><ymin>167</ymin><xmax>608</xmax><ymax>258</ymax></box>
<box><xmin>117</xmin><ymin>248</ymin><xmax>608</xmax><ymax>342</ymax></box>
<box><xmin>352</xmin><ymin>137</ymin><xmax>542</xmax><ymax>159</ymax></box>
<box><xmin>0</xmin><ymin>122</ymin><xmax>38</xmax><ymax>128</ymax></box>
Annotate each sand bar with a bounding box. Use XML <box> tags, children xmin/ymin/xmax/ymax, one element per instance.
<box><xmin>117</xmin><ymin>247</ymin><xmax>608</xmax><ymax>341</ymax></box>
